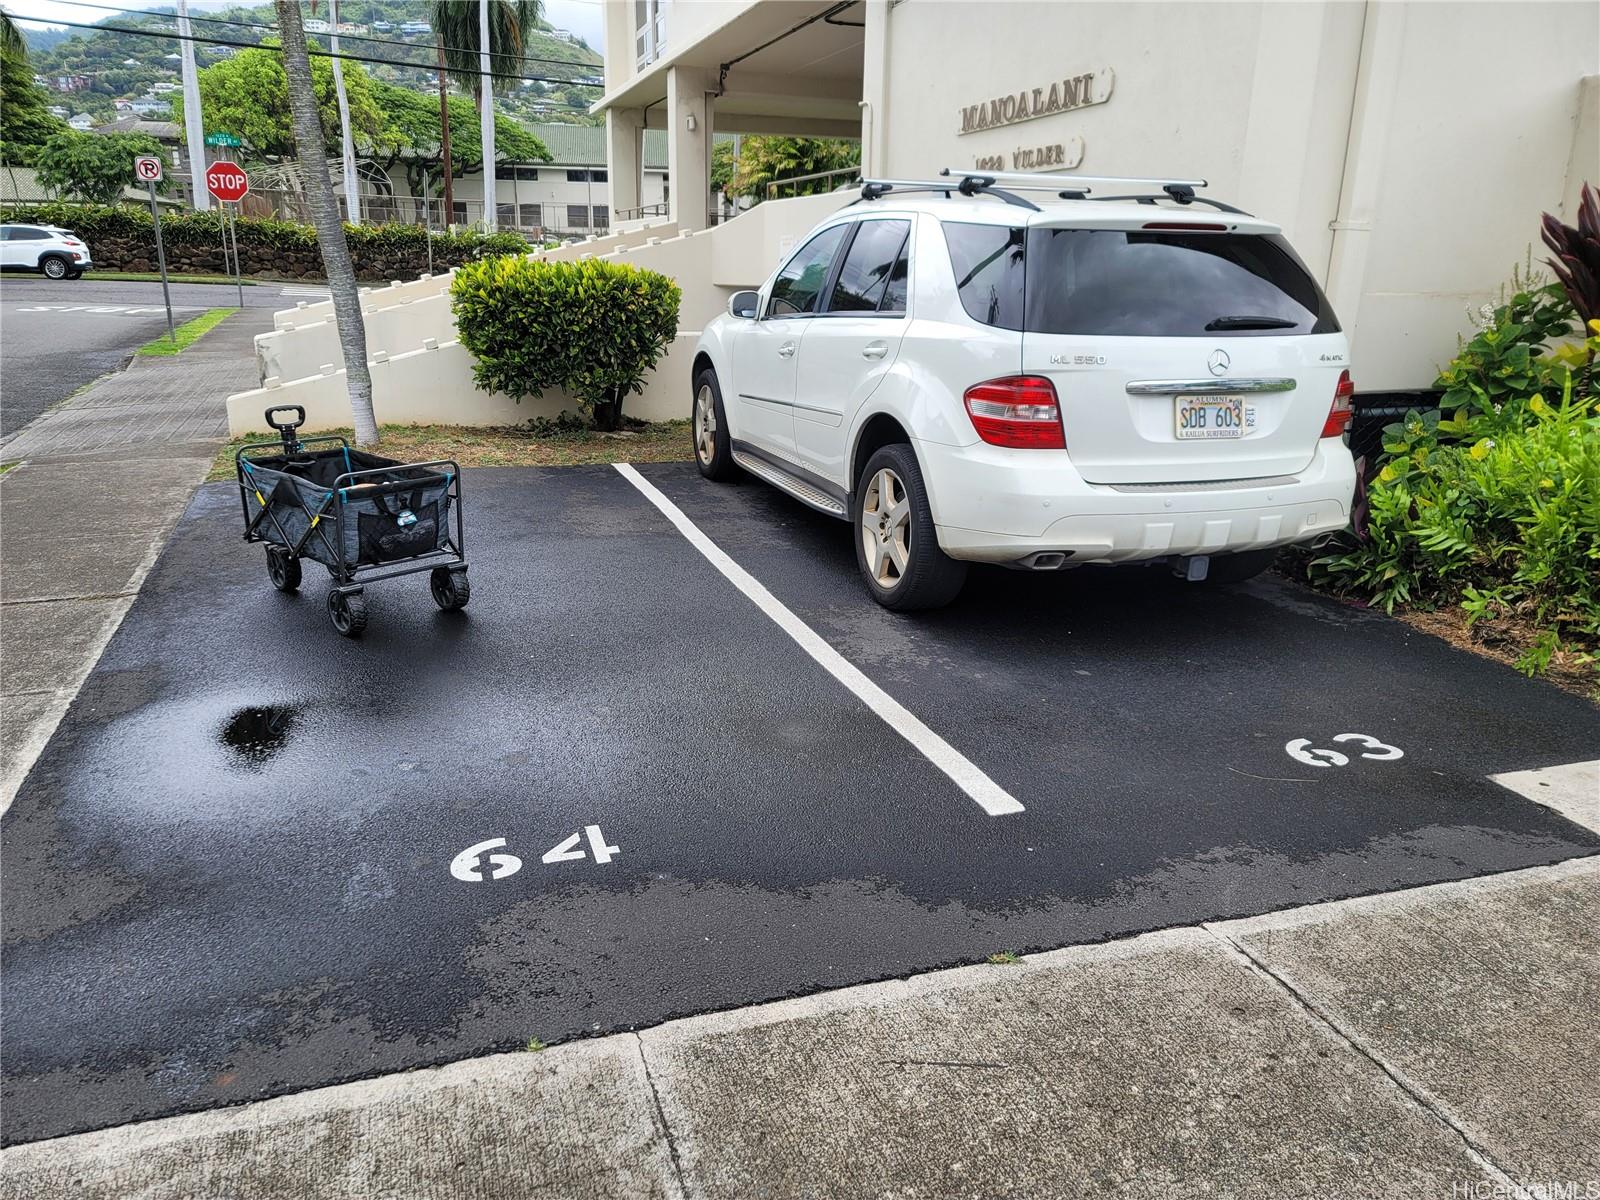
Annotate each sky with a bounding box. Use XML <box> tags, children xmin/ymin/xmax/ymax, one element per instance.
<box><xmin>3</xmin><ymin>0</ymin><xmax>608</xmax><ymax>53</ymax></box>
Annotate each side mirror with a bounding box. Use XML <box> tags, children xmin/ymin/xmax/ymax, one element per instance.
<box><xmin>729</xmin><ymin>290</ymin><xmax>760</xmax><ymax>320</ymax></box>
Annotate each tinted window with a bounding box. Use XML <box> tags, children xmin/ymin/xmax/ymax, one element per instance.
<box><xmin>826</xmin><ymin>220</ymin><xmax>909</xmax><ymax>314</ymax></box>
<box><xmin>880</xmin><ymin>243</ymin><xmax>909</xmax><ymax>314</ymax></box>
<box><xmin>1024</xmin><ymin>228</ymin><xmax>1339</xmax><ymax>336</ymax></box>
<box><xmin>8</xmin><ymin>227</ymin><xmax>48</xmax><ymax>241</ymax></box>
<box><xmin>767</xmin><ymin>224</ymin><xmax>848</xmax><ymax>317</ymax></box>
<box><xmin>942</xmin><ymin>222</ymin><xmax>1025</xmax><ymax>330</ymax></box>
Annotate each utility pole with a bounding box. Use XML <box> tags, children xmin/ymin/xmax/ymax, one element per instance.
<box><xmin>329</xmin><ymin>0</ymin><xmax>360</xmax><ymax>224</ymax></box>
<box><xmin>478</xmin><ymin>0</ymin><xmax>495</xmax><ymax>232</ymax></box>
<box><xmin>436</xmin><ymin>39</ymin><xmax>454</xmax><ymax>227</ymax></box>
<box><xmin>175</xmin><ymin>0</ymin><xmax>208</xmax><ymax>211</ymax></box>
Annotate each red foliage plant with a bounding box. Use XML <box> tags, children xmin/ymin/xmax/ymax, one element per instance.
<box><xmin>1541</xmin><ymin>181</ymin><xmax>1600</xmax><ymax>329</ymax></box>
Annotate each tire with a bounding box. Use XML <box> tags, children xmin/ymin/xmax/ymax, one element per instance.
<box><xmin>327</xmin><ymin>588</ymin><xmax>368</xmax><ymax>637</ymax></box>
<box><xmin>66</xmin><ymin>269</ymin><xmax>83</xmax><ymax>280</ymax></box>
<box><xmin>852</xmin><ymin>443</ymin><xmax>967</xmax><ymax>611</ymax></box>
<box><xmin>430</xmin><ymin>566</ymin><xmax>470</xmax><ymax>610</ymax></box>
<box><xmin>691</xmin><ymin>368</ymin><xmax>737</xmax><ymax>481</ymax></box>
<box><xmin>266</xmin><ymin>546</ymin><xmax>302</xmax><ymax>592</ymax></box>
<box><xmin>40</xmin><ymin>257</ymin><xmax>69</xmax><ymax>280</ymax></box>
<box><xmin>1198</xmin><ymin>547</ymin><xmax>1279</xmax><ymax>585</ymax></box>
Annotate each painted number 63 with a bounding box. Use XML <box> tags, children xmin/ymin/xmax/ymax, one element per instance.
<box><xmin>1285</xmin><ymin>733</ymin><xmax>1404</xmax><ymax>768</ymax></box>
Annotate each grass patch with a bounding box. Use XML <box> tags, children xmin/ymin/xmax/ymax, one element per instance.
<box><xmin>136</xmin><ymin>307</ymin><xmax>238</xmax><ymax>357</ymax></box>
<box><xmin>207</xmin><ymin>418</ymin><xmax>694</xmax><ymax>481</ymax></box>
<box><xmin>986</xmin><ymin>951</ymin><xmax>1021</xmax><ymax>965</ymax></box>
<box><xmin>91</xmin><ymin>271</ymin><xmax>258</xmax><ymax>286</ymax></box>
<box><xmin>525</xmin><ymin>1038</ymin><xmax>546</xmax><ymax>1053</ymax></box>
<box><xmin>0</xmin><ymin>460</ymin><xmax>20</xmax><ymax>476</ymax></box>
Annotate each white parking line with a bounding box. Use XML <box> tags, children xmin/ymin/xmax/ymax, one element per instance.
<box><xmin>1490</xmin><ymin>759</ymin><xmax>1600</xmax><ymax>834</ymax></box>
<box><xmin>614</xmin><ymin>462</ymin><xmax>1024</xmax><ymax>817</ymax></box>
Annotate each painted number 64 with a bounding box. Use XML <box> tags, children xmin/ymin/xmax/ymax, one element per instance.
<box><xmin>1285</xmin><ymin>733</ymin><xmax>1404</xmax><ymax>768</ymax></box>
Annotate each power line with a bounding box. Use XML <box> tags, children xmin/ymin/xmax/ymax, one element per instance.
<box><xmin>22</xmin><ymin>0</ymin><xmax>604</xmax><ymax>75</ymax></box>
<box><xmin>12</xmin><ymin>12</ymin><xmax>604</xmax><ymax>87</ymax></box>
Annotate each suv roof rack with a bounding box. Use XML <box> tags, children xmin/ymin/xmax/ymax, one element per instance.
<box><xmin>859</xmin><ymin>176</ymin><xmax>1040</xmax><ymax>212</ymax></box>
<box><xmin>938</xmin><ymin>168</ymin><xmax>1229</xmax><ymax>208</ymax></box>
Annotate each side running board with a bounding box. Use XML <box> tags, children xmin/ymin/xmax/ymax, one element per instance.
<box><xmin>731</xmin><ymin>450</ymin><xmax>847</xmax><ymax>517</ymax></box>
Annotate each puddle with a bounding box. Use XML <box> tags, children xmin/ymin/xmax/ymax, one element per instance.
<box><xmin>219</xmin><ymin>705</ymin><xmax>299</xmax><ymax>767</ymax></box>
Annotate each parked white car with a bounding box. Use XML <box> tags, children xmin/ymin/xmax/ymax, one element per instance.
<box><xmin>0</xmin><ymin>223</ymin><xmax>94</xmax><ymax>280</ymax></box>
<box><xmin>690</xmin><ymin>172</ymin><xmax>1358</xmax><ymax>609</ymax></box>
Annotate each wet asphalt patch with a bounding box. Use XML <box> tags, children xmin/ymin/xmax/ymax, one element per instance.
<box><xmin>3</xmin><ymin>463</ymin><xmax>1597</xmax><ymax>1144</ymax></box>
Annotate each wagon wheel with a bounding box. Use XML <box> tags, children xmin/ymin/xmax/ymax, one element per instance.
<box><xmin>266</xmin><ymin>546</ymin><xmax>302</xmax><ymax>592</ymax></box>
<box><xmin>327</xmin><ymin>588</ymin><xmax>368</xmax><ymax>637</ymax></box>
<box><xmin>430</xmin><ymin>566</ymin><xmax>470</xmax><ymax>611</ymax></box>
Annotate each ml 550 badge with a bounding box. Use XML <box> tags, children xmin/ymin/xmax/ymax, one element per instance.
<box><xmin>1048</xmin><ymin>353</ymin><xmax>1107</xmax><ymax>366</ymax></box>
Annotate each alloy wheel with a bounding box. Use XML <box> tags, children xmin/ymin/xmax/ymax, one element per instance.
<box><xmin>694</xmin><ymin>384</ymin><xmax>717</xmax><ymax>465</ymax></box>
<box><xmin>860</xmin><ymin>467</ymin><xmax>911</xmax><ymax>587</ymax></box>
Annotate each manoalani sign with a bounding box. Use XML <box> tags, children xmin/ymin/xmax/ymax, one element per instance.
<box><xmin>959</xmin><ymin>68</ymin><xmax>1115</xmax><ymax>134</ymax></box>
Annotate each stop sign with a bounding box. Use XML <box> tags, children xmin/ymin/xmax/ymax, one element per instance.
<box><xmin>205</xmin><ymin>160</ymin><xmax>249</xmax><ymax>203</ymax></box>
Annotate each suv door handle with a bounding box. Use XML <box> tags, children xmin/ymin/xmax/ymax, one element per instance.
<box><xmin>861</xmin><ymin>342</ymin><xmax>889</xmax><ymax>360</ymax></box>
<box><xmin>777</xmin><ymin>342</ymin><xmax>796</xmax><ymax>359</ymax></box>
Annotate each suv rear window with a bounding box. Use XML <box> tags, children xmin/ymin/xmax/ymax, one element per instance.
<box><xmin>1025</xmin><ymin>228</ymin><xmax>1338</xmax><ymax>336</ymax></box>
<box><xmin>942</xmin><ymin>221</ymin><xmax>1338</xmax><ymax>336</ymax></box>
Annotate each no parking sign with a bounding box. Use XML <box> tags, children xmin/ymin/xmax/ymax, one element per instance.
<box><xmin>134</xmin><ymin>155</ymin><xmax>163</xmax><ymax>184</ymax></box>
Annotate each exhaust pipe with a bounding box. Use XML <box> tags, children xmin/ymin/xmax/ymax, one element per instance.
<box><xmin>1018</xmin><ymin>551</ymin><xmax>1070</xmax><ymax>570</ymax></box>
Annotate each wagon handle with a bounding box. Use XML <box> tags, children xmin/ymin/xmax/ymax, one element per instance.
<box><xmin>264</xmin><ymin>405</ymin><xmax>306</xmax><ymax>458</ymax></box>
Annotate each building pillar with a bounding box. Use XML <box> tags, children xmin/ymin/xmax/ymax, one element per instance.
<box><xmin>666</xmin><ymin>65</ymin><xmax>710</xmax><ymax>230</ymax></box>
<box><xmin>606</xmin><ymin>107</ymin><xmax>644</xmax><ymax>219</ymax></box>
<box><xmin>860</xmin><ymin>0</ymin><xmax>892</xmax><ymax>178</ymax></box>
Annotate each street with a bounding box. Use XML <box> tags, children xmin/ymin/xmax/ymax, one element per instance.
<box><xmin>0</xmin><ymin>277</ymin><xmax>319</xmax><ymax>440</ymax></box>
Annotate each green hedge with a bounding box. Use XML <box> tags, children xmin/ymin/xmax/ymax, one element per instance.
<box><xmin>0</xmin><ymin>202</ymin><xmax>530</xmax><ymax>278</ymax></box>
<box><xmin>452</xmin><ymin>255</ymin><xmax>681</xmax><ymax>430</ymax></box>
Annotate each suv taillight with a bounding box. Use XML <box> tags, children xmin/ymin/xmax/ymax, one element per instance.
<box><xmin>1321</xmin><ymin>370</ymin><xmax>1354</xmax><ymax>438</ymax></box>
<box><xmin>963</xmin><ymin>376</ymin><xmax>1065</xmax><ymax>449</ymax></box>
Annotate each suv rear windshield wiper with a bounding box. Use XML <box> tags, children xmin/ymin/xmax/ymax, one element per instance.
<box><xmin>1204</xmin><ymin>314</ymin><xmax>1299</xmax><ymax>331</ymax></box>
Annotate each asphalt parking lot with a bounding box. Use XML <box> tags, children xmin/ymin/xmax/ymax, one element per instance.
<box><xmin>4</xmin><ymin>461</ymin><xmax>1598</xmax><ymax>1145</ymax></box>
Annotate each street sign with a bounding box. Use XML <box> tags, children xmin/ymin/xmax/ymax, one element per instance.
<box><xmin>134</xmin><ymin>155</ymin><xmax>163</xmax><ymax>183</ymax></box>
<box><xmin>205</xmin><ymin>160</ymin><xmax>249</xmax><ymax>203</ymax></box>
<box><xmin>204</xmin><ymin>131</ymin><xmax>241</xmax><ymax>147</ymax></box>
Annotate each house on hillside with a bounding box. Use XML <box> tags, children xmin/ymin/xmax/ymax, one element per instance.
<box><xmin>67</xmin><ymin>113</ymin><xmax>94</xmax><ymax>131</ymax></box>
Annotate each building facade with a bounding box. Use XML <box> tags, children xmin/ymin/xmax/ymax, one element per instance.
<box><xmin>590</xmin><ymin>0</ymin><xmax>1599</xmax><ymax>390</ymax></box>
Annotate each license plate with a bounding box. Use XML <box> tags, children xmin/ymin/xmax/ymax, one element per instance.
<box><xmin>1175</xmin><ymin>395</ymin><xmax>1245</xmax><ymax>440</ymax></box>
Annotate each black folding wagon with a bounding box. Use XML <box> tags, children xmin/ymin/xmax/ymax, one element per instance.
<box><xmin>235</xmin><ymin>405</ymin><xmax>469</xmax><ymax>637</ymax></box>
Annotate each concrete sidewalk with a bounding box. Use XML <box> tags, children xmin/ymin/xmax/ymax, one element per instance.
<box><xmin>4</xmin><ymin>855</ymin><xmax>1595</xmax><ymax>1199</ymax></box>
<box><xmin>0</xmin><ymin>307</ymin><xmax>273</xmax><ymax>808</ymax></box>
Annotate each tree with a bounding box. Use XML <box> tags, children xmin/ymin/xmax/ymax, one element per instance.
<box><xmin>273</xmin><ymin>0</ymin><xmax>377</xmax><ymax>448</ymax></box>
<box><xmin>34</xmin><ymin>131</ymin><xmax>163</xmax><ymax>202</ymax></box>
<box><xmin>723</xmin><ymin>136</ymin><xmax>861</xmax><ymax>199</ymax></box>
<box><xmin>430</xmin><ymin>0</ymin><xmax>540</xmax><ymax>102</ymax></box>
<box><xmin>368</xmin><ymin>79</ymin><xmax>549</xmax><ymax>207</ymax></box>
<box><xmin>1</xmin><ymin>36</ymin><xmax>65</xmax><ymax>167</ymax></box>
<box><xmin>176</xmin><ymin>46</ymin><xmax>385</xmax><ymax>160</ymax></box>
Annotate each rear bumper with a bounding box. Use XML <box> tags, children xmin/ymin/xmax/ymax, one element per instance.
<box><xmin>919</xmin><ymin>436</ymin><xmax>1356</xmax><ymax>565</ymax></box>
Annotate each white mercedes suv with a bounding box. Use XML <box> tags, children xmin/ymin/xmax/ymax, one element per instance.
<box><xmin>690</xmin><ymin>172</ymin><xmax>1357</xmax><ymax>610</ymax></box>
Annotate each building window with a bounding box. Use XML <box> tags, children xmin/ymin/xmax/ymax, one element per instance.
<box><xmin>452</xmin><ymin>201</ymin><xmax>467</xmax><ymax>223</ymax></box>
<box><xmin>566</xmin><ymin>203</ymin><xmax>589</xmax><ymax>229</ymax></box>
<box><xmin>520</xmin><ymin>203</ymin><xmax>541</xmax><ymax>228</ymax></box>
<box><xmin>634</xmin><ymin>0</ymin><xmax>667</xmax><ymax>69</ymax></box>
<box><xmin>495</xmin><ymin>165</ymin><xmax>540</xmax><ymax>181</ymax></box>
<box><xmin>593</xmin><ymin>205</ymin><xmax>609</xmax><ymax>228</ymax></box>
<box><xmin>591</xmin><ymin>169</ymin><xmax>608</xmax><ymax>183</ymax></box>
<box><xmin>566</xmin><ymin>169</ymin><xmax>591</xmax><ymax>183</ymax></box>
<box><xmin>496</xmin><ymin>203</ymin><xmax>516</xmax><ymax>225</ymax></box>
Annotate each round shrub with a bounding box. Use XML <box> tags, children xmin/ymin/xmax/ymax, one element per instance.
<box><xmin>451</xmin><ymin>255</ymin><xmax>681</xmax><ymax>430</ymax></box>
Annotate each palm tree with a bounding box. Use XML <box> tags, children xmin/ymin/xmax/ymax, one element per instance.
<box><xmin>430</xmin><ymin>0</ymin><xmax>539</xmax><ymax>104</ymax></box>
<box><xmin>2</xmin><ymin>12</ymin><xmax>29</xmax><ymax>59</ymax></box>
<box><xmin>274</xmin><ymin>0</ymin><xmax>378</xmax><ymax>448</ymax></box>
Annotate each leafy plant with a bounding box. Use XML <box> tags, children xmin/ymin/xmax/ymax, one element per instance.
<box><xmin>721</xmin><ymin>136</ymin><xmax>861</xmax><ymax>199</ymax></box>
<box><xmin>452</xmin><ymin>256</ymin><xmax>681</xmax><ymax>431</ymax></box>
<box><xmin>1313</xmin><ymin>371</ymin><xmax>1600</xmax><ymax>685</ymax></box>
<box><xmin>1542</xmin><ymin>182</ymin><xmax>1599</xmax><ymax>390</ymax></box>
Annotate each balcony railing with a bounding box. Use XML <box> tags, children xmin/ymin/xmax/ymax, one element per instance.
<box><xmin>765</xmin><ymin>165</ymin><xmax>864</xmax><ymax>201</ymax></box>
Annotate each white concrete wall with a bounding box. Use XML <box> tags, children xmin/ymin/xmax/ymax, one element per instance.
<box><xmin>874</xmin><ymin>0</ymin><xmax>1598</xmax><ymax>391</ymax></box>
<box><xmin>228</xmin><ymin>330</ymin><xmax>702</xmax><ymax>437</ymax></box>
